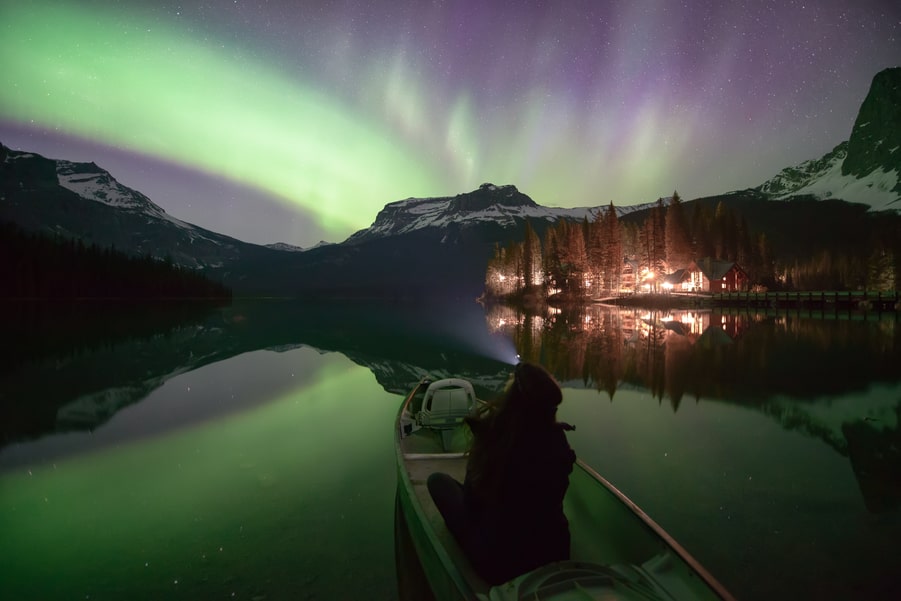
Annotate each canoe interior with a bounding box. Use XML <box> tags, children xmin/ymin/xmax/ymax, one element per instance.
<box><xmin>396</xmin><ymin>379</ymin><xmax>734</xmax><ymax>601</ymax></box>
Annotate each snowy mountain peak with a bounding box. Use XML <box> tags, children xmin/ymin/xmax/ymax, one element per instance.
<box><xmin>844</xmin><ymin>67</ymin><xmax>901</xmax><ymax>180</ymax></box>
<box><xmin>2</xmin><ymin>144</ymin><xmax>184</xmax><ymax>221</ymax></box>
<box><xmin>265</xmin><ymin>240</ymin><xmax>333</xmax><ymax>252</ymax></box>
<box><xmin>0</xmin><ymin>142</ymin><xmax>257</xmax><ymax>270</ymax></box>
<box><xmin>344</xmin><ymin>183</ymin><xmax>652</xmax><ymax>245</ymax></box>
<box><xmin>755</xmin><ymin>67</ymin><xmax>901</xmax><ymax>210</ymax></box>
<box><xmin>56</xmin><ymin>159</ymin><xmax>166</xmax><ymax>216</ymax></box>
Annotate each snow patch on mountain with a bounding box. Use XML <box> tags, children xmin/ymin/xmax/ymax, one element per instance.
<box><xmin>5</xmin><ymin>152</ymin><xmax>36</xmax><ymax>161</ymax></box>
<box><xmin>357</xmin><ymin>198</ymin><xmax>600</xmax><ymax>240</ymax></box>
<box><xmin>781</xmin><ymin>161</ymin><xmax>900</xmax><ymax>209</ymax></box>
<box><xmin>58</xmin><ymin>163</ymin><xmax>141</xmax><ymax>209</ymax></box>
<box><xmin>265</xmin><ymin>240</ymin><xmax>334</xmax><ymax>252</ymax></box>
<box><xmin>54</xmin><ymin>159</ymin><xmax>204</xmax><ymax>231</ymax></box>
<box><xmin>346</xmin><ymin>183</ymin><xmax>653</xmax><ymax>244</ymax></box>
<box><xmin>757</xmin><ymin>143</ymin><xmax>901</xmax><ymax>210</ymax></box>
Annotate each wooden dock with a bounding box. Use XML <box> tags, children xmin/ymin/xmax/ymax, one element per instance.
<box><xmin>712</xmin><ymin>290</ymin><xmax>900</xmax><ymax>312</ymax></box>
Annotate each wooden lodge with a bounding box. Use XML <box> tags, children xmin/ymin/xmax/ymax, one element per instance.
<box><xmin>683</xmin><ymin>259</ymin><xmax>749</xmax><ymax>293</ymax></box>
<box><xmin>622</xmin><ymin>258</ymin><xmax>750</xmax><ymax>295</ymax></box>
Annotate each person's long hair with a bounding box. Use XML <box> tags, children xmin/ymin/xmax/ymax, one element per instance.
<box><xmin>464</xmin><ymin>362</ymin><xmax>563</xmax><ymax>502</ymax></box>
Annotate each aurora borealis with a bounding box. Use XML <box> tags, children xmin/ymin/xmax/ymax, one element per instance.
<box><xmin>1</xmin><ymin>1</ymin><xmax>899</xmax><ymax>246</ymax></box>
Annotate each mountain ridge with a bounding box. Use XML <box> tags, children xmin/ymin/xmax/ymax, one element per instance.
<box><xmin>754</xmin><ymin>67</ymin><xmax>901</xmax><ymax>209</ymax></box>
<box><xmin>2</xmin><ymin>69</ymin><xmax>900</xmax><ymax>297</ymax></box>
<box><xmin>345</xmin><ymin>182</ymin><xmax>655</xmax><ymax>245</ymax></box>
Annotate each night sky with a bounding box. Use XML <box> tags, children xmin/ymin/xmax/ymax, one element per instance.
<box><xmin>1</xmin><ymin>0</ymin><xmax>899</xmax><ymax>247</ymax></box>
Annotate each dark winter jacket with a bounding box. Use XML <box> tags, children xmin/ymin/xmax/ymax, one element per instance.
<box><xmin>462</xmin><ymin>423</ymin><xmax>576</xmax><ymax>584</ymax></box>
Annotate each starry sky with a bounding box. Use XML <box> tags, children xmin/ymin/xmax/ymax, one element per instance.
<box><xmin>1</xmin><ymin>0</ymin><xmax>899</xmax><ymax>247</ymax></box>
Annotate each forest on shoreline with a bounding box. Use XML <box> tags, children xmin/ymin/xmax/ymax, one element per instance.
<box><xmin>0</xmin><ymin>221</ymin><xmax>232</xmax><ymax>300</ymax></box>
<box><xmin>484</xmin><ymin>193</ymin><xmax>901</xmax><ymax>303</ymax></box>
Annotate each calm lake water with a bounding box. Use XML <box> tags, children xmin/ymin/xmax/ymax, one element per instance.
<box><xmin>1</xmin><ymin>300</ymin><xmax>899</xmax><ymax>600</ymax></box>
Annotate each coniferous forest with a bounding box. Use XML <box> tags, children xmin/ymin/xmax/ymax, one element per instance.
<box><xmin>485</xmin><ymin>193</ymin><xmax>901</xmax><ymax>301</ymax></box>
<box><xmin>0</xmin><ymin>221</ymin><xmax>232</xmax><ymax>299</ymax></box>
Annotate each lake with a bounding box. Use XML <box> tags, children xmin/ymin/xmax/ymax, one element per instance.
<box><xmin>1</xmin><ymin>300</ymin><xmax>899</xmax><ymax>600</ymax></box>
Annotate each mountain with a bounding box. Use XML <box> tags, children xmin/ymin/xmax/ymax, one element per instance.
<box><xmin>3</xmin><ymin>68</ymin><xmax>899</xmax><ymax>298</ymax></box>
<box><xmin>253</xmin><ymin>183</ymin><xmax>656</xmax><ymax>299</ymax></box>
<box><xmin>265</xmin><ymin>242</ymin><xmax>306</xmax><ymax>252</ymax></box>
<box><xmin>0</xmin><ymin>143</ymin><xmax>283</xmax><ymax>285</ymax></box>
<box><xmin>0</xmin><ymin>148</ymin><xmax>651</xmax><ymax>298</ymax></box>
<box><xmin>755</xmin><ymin>67</ymin><xmax>901</xmax><ymax>209</ymax></box>
<box><xmin>346</xmin><ymin>183</ymin><xmax>651</xmax><ymax>245</ymax></box>
<box><xmin>265</xmin><ymin>240</ymin><xmax>333</xmax><ymax>252</ymax></box>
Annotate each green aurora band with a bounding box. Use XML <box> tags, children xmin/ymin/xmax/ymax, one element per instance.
<box><xmin>0</xmin><ymin>3</ymin><xmax>445</xmax><ymax>235</ymax></box>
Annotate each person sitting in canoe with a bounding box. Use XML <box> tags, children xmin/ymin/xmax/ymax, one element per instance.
<box><xmin>427</xmin><ymin>361</ymin><xmax>576</xmax><ymax>585</ymax></box>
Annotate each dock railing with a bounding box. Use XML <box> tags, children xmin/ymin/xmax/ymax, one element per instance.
<box><xmin>712</xmin><ymin>290</ymin><xmax>900</xmax><ymax>312</ymax></box>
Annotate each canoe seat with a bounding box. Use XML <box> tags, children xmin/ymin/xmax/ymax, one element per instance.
<box><xmin>419</xmin><ymin>378</ymin><xmax>475</xmax><ymax>429</ymax></box>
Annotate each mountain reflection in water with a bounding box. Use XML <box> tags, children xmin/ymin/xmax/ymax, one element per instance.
<box><xmin>0</xmin><ymin>300</ymin><xmax>899</xmax><ymax>600</ymax></box>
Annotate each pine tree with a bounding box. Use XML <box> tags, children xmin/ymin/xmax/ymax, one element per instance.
<box><xmin>690</xmin><ymin>202</ymin><xmax>714</xmax><ymax>260</ymax></box>
<box><xmin>665</xmin><ymin>191</ymin><xmax>692</xmax><ymax>269</ymax></box>
<box><xmin>602</xmin><ymin>203</ymin><xmax>623</xmax><ymax>293</ymax></box>
<box><xmin>521</xmin><ymin>219</ymin><xmax>540</xmax><ymax>289</ymax></box>
<box><xmin>587</xmin><ymin>211</ymin><xmax>605</xmax><ymax>297</ymax></box>
<box><xmin>713</xmin><ymin>201</ymin><xmax>738</xmax><ymax>260</ymax></box>
<box><xmin>543</xmin><ymin>226</ymin><xmax>563</xmax><ymax>295</ymax></box>
<box><xmin>639</xmin><ymin>200</ymin><xmax>666</xmax><ymax>290</ymax></box>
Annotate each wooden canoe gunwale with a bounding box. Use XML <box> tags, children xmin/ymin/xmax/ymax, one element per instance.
<box><xmin>395</xmin><ymin>379</ymin><xmax>480</xmax><ymax>600</ymax></box>
<box><xmin>574</xmin><ymin>460</ymin><xmax>737</xmax><ymax>601</ymax></box>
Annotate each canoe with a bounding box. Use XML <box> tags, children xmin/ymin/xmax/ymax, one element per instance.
<box><xmin>394</xmin><ymin>376</ymin><xmax>738</xmax><ymax>601</ymax></box>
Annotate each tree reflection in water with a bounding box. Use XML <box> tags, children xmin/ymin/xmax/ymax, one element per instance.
<box><xmin>485</xmin><ymin>303</ymin><xmax>901</xmax><ymax>513</ymax></box>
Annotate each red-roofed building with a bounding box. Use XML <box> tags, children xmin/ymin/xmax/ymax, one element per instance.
<box><xmin>685</xmin><ymin>259</ymin><xmax>749</xmax><ymax>292</ymax></box>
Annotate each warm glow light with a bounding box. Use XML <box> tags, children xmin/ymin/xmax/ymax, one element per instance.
<box><xmin>662</xmin><ymin>282</ymin><xmax>674</xmax><ymax>290</ymax></box>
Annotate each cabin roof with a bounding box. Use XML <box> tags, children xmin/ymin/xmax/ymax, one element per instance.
<box><xmin>663</xmin><ymin>269</ymin><xmax>689</xmax><ymax>285</ymax></box>
<box><xmin>690</xmin><ymin>258</ymin><xmax>745</xmax><ymax>280</ymax></box>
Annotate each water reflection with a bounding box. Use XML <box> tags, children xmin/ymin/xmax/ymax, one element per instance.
<box><xmin>0</xmin><ymin>301</ymin><xmax>226</xmax><ymax>445</ymax></box>
<box><xmin>1</xmin><ymin>299</ymin><xmax>514</xmax><ymax>453</ymax></box>
<box><xmin>487</xmin><ymin>304</ymin><xmax>900</xmax><ymax>402</ymax></box>
<box><xmin>0</xmin><ymin>348</ymin><xmax>402</xmax><ymax>600</ymax></box>
<box><xmin>486</xmin><ymin>303</ymin><xmax>901</xmax><ymax>513</ymax></box>
<box><xmin>1</xmin><ymin>300</ymin><xmax>900</xmax><ymax>600</ymax></box>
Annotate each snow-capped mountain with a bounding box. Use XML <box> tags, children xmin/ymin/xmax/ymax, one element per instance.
<box><xmin>5</xmin><ymin>147</ymin><xmax>191</xmax><ymax>226</ymax></box>
<box><xmin>346</xmin><ymin>182</ymin><xmax>653</xmax><ymax>244</ymax></box>
<box><xmin>756</xmin><ymin>67</ymin><xmax>901</xmax><ymax>210</ymax></box>
<box><xmin>4</xmin><ymin>69</ymin><xmax>899</xmax><ymax>299</ymax></box>
<box><xmin>0</xmin><ymin>144</ymin><xmax>280</xmax><ymax>280</ymax></box>
<box><xmin>265</xmin><ymin>240</ymin><xmax>334</xmax><ymax>252</ymax></box>
<box><xmin>265</xmin><ymin>242</ymin><xmax>306</xmax><ymax>252</ymax></box>
<box><xmin>57</xmin><ymin>159</ymin><xmax>170</xmax><ymax>216</ymax></box>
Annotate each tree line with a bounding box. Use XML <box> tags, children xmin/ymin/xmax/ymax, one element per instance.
<box><xmin>0</xmin><ymin>221</ymin><xmax>232</xmax><ymax>299</ymax></box>
<box><xmin>485</xmin><ymin>192</ymin><xmax>899</xmax><ymax>300</ymax></box>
